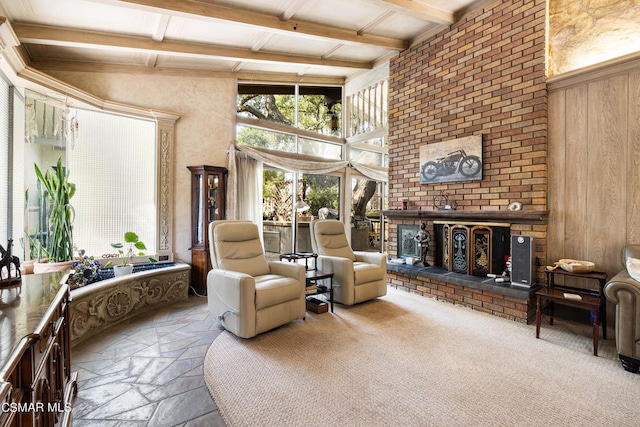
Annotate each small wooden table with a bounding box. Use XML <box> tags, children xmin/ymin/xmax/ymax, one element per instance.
<box><xmin>305</xmin><ymin>269</ymin><xmax>334</xmax><ymax>312</ymax></box>
<box><xmin>536</xmin><ymin>268</ymin><xmax>608</xmax><ymax>356</ymax></box>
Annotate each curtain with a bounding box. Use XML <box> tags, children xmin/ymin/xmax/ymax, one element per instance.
<box><xmin>235</xmin><ymin>143</ymin><xmax>388</xmax><ymax>181</ymax></box>
<box><xmin>350</xmin><ymin>161</ymin><xmax>388</xmax><ymax>182</ymax></box>
<box><xmin>235</xmin><ymin>144</ymin><xmax>348</xmax><ymax>174</ymax></box>
<box><xmin>227</xmin><ymin>143</ymin><xmax>263</xmax><ymax>230</ymax></box>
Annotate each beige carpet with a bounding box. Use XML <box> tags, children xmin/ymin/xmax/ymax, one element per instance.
<box><xmin>204</xmin><ymin>287</ymin><xmax>639</xmax><ymax>427</ymax></box>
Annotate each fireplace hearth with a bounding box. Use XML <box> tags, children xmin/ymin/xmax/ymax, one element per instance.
<box><xmin>382</xmin><ymin>209</ymin><xmax>547</xmax><ymax>323</ymax></box>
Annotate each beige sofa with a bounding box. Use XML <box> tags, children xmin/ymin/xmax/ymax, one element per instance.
<box><xmin>604</xmin><ymin>245</ymin><xmax>640</xmax><ymax>373</ymax></box>
<box><xmin>310</xmin><ymin>219</ymin><xmax>387</xmax><ymax>306</ymax></box>
<box><xmin>207</xmin><ymin>220</ymin><xmax>306</xmax><ymax>339</ymax></box>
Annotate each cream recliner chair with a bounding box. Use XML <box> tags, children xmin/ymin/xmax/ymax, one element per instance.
<box><xmin>604</xmin><ymin>245</ymin><xmax>640</xmax><ymax>373</ymax></box>
<box><xmin>207</xmin><ymin>220</ymin><xmax>306</xmax><ymax>338</ymax></box>
<box><xmin>310</xmin><ymin>219</ymin><xmax>387</xmax><ymax>306</ymax></box>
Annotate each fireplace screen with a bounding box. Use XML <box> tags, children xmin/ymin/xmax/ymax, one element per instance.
<box><xmin>435</xmin><ymin>223</ymin><xmax>510</xmax><ymax>276</ymax></box>
<box><xmin>398</xmin><ymin>225</ymin><xmax>420</xmax><ymax>259</ymax></box>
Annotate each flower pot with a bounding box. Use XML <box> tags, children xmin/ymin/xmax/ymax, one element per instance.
<box><xmin>33</xmin><ymin>260</ymin><xmax>73</xmax><ymax>274</ymax></box>
<box><xmin>21</xmin><ymin>260</ymin><xmax>35</xmax><ymax>275</ymax></box>
<box><xmin>113</xmin><ymin>264</ymin><xmax>134</xmax><ymax>277</ymax></box>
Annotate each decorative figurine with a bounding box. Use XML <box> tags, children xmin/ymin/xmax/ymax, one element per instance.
<box><xmin>0</xmin><ymin>239</ymin><xmax>21</xmax><ymax>285</ymax></box>
<box><xmin>414</xmin><ymin>222</ymin><xmax>431</xmax><ymax>267</ymax></box>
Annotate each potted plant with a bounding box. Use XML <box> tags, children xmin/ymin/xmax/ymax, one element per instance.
<box><xmin>33</xmin><ymin>157</ymin><xmax>76</xmax><ymax>274</ymax></box>
<box><xmin>68</xmin><ymin>255</ymin><xmax>104</xmax><ymax>289</ymax></box>
<box><xmin>107</xmin><ymin>232</ymin><xmax>157</xmax><ymax>277</ymax></box>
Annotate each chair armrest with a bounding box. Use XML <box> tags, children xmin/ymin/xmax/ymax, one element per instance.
<box><xmin>354</xmin><ymin>251</ymin><xmax>387</xmax><ymax>268</ymax></box>
<box><xmin>604</xmin><ymin>270</ymin><xmax>640</xmax><ymax>357</ymax></box>
<box><xmin>604</xmin><ymin>270</ymin><xmax>640</xmax><ymax>304</ymax></box>
<box><xmin>207</xmin><ymin>269</ymin><xmax>256</xmax><ymax>313</ymax></box>
<box><xmin>316</xmin><ymin>255</ymin><xmax>354</xmax><ymax>281</ymax></box>
<box><xmin>268</xmin><ymin>261</ymin><xmax>305</xmax><ymax>284</ymax></box>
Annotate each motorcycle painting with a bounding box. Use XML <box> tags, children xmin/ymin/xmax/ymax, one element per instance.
<box><xmin>419</xmin><ymin>135</ymin><xmax>483</xmax><ymax>184</ymax></box>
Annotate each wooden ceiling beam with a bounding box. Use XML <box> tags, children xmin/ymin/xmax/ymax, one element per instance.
<box><xmin>28</xmin><ymin>58</ymin><xmax>347</xmax><ymax>85</ymax></box>
<box><xmin>374</xmin><ymin>0</ymin><xmax>454</xmax><ymax>25</ymax></box>
<box><xmin>115</xmin><ymin>0</ymin><xmax>408</xmax><ymax>50</ymax></box>
<box><xmin>12</xmin><ymin>22</ymin><xmax>373</xmax><ymax>69</ymax></box>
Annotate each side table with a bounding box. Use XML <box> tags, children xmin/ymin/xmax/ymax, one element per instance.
<box><xmin>279</xmin><ymin>252</ymin><xmax>318</xmax><ymax>271</ymax></box>
<box><xmin>535</xmin><ymin>268</ymin><xmax>608</xmax><ymax>356</ymax></box>
<box><xmin>305</xmin><ymin>269</ymin><xmax>334</xmax><ymax>313</ymax></box>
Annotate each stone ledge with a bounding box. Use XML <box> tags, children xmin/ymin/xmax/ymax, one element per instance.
<box><xmin>70</xmin><ymin>263</ymin><xmax>190</xmax><ymax>346</ymax></box>
<box><xmin>387</xmin><ymin>262</ymin><xmax>540</xmax><ymax>299</ymax></box>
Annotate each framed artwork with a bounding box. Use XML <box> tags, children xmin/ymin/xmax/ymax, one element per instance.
<box><xmin>419</xmin><ymin>135</ymin><xmax>483</xmax><ymax>184</ymax></box>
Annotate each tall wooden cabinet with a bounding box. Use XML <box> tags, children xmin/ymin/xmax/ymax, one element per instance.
<box><xmin>188</xmin><ymin>165</ymin><xmax>227</xmax><ymax>295</ymax></box>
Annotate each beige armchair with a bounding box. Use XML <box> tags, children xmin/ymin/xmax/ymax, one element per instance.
<box><xmin>310</xmin><ymin>219</ymin><xmax>387</xmax><ymax>306</ymax></box>
<box><xmin>207</xmin><ymin>220</ymin><xmax>306</xmax><ymax>338</ymax></box>
<box><xmin>604</xmin><ymin>245</ymin><xmax>640</xmax><ymax>373</ymax></box>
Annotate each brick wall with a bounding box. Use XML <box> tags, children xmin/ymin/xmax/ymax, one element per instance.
<box><xmin>389</xmin><ymin>0</ymin><xmax>547</xmax><ymax>211</ymax></box>
<box><xmin>385</xmin><ymin>0</ymin><xmax>548</xmax><ymax>313</ymax></box>
<box><xmin>387</xmin><ymin>270</ymin><xmax>536</xmax><ymax>323</ymax></box>
<box><xmin>387</xmin><ymin>0</ymin><xmax>548</xmax><ymax>271</ymax></box>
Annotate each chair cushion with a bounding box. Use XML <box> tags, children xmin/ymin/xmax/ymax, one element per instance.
<box><xmin>354</xmin><ymin>262</ymin><xmax>385</xmax><ymax>285</ymax></box>
<box><xmin>313</xmin><ymin>220</ymin><xmax>356</xmax><ymax>261</ymax></box>
<box><xmin>214</xmin><ymin>223</ymin><xmax>270</xmax><ymax>277</ymax></box>
<box><xmin>626</xmin><ymin>257</ymin><xmax>640</xmax><ymax>282</ymax></box>
<box><xmin>255</xmin><ymin>274</ymin><xmax>303</xmax><ymax>310</ymax></box>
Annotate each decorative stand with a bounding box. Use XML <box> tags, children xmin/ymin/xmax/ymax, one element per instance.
<box><xmin>0</xmin><ymin>239</ymin><xmax>21</xmax><ymax>287</ymax></box>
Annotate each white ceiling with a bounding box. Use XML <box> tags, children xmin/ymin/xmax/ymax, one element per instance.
<box><xmin>0</xmin><ymin>0</ymin><xmax>485</xmax><ymax>83</ymax></box>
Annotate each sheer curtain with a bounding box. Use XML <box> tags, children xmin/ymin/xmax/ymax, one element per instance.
<box><xmin>227</xmin><ymin>143</ymin><xmax>263</xmax><ymax>230</ymax></box>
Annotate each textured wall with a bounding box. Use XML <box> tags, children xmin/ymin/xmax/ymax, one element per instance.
<box><xmin>389</xmin><ymin>0</ymin><xmax>547</xmax><ymax>214</ymax></box>
<box><xmin>46</xmin><ymin>71</ymin><xmax>236</xmax><ymax>264</ymax></box>
<box><xmin>549</xmin><ymin>0</ymin><xmax>640</xmax><ymax>75</ymax></box>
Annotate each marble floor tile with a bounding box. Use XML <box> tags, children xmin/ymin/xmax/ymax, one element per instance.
<box><xmin>71</xmin><ymin>295</ymin><xmax>226</xmax><ymax>426</ymax></box>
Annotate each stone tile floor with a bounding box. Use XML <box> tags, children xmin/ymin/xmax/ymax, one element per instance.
<box><xmin>71</xmin><ymin>295</ymin><xmax>227</xmax><ymax>426</ymax></box>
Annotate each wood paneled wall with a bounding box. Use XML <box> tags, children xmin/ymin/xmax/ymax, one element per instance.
<box><xmin>548</xmin><ymin>56</ymin><xmax>640</xmax><ymax>279</ymax></box>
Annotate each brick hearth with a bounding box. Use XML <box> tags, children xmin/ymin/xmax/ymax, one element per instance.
<box><xmin>387</xmin><ymin>263</ymin><xmax>538</xmax><ymax>324</ymax></box>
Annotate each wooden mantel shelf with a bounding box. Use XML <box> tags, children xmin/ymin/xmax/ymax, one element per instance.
<box><xmin>381</xmin><ymin>209</ymin><xmax>548</xmax><ymax>224</ymax></box>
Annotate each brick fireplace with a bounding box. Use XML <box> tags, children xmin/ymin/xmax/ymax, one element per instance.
<box><xmin>384</xmin><ymin>209</ymin><xmax>547</xmax><ymax>324</ymax></box>
<box><xmin>384</xmin><ymin>0</ymin><xmax>548</xmax><ymax>323</ymax></box>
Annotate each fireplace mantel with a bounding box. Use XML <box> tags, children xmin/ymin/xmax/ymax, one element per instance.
<box><xmin>382</xmin><ymin>209</ymin><xmax>548</xmax><ymax>224</ymax></box>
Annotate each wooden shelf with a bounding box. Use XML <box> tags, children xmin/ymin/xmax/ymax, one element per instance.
<box><xmin>381</xmin><ymin>209</ymin><xmax>548</xmax><ymax>224</ymax></box>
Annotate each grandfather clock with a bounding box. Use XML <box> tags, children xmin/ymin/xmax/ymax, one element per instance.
<box><xmin>188</xmin><ymin>165</ymin><xmax>227</xmax><ymax>295</ymax></box>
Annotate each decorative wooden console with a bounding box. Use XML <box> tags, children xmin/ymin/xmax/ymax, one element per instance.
<box><xmin>0</xmin><ymin>272</ymin><xmax>77</xmax><ymax>426</ymax></box>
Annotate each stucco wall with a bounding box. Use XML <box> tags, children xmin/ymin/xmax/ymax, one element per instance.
<box><xmin>46</xmin><ymin>71</ymin><xmax>237</xmax><ymax>264</ymax></box>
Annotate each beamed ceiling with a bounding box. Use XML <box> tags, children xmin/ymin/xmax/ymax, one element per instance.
<box><xmin>0</xmin><ymin>0</ymin><xmax>487</xmax><ymax>85</ymax></box>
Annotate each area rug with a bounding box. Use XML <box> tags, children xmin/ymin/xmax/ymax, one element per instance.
<box><xmin>204</xmin><ymin>288</ymin><xmax>639</xmax><ymax>426</ymax></box>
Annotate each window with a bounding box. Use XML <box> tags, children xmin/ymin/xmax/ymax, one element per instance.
<box><xmin>0</xmin><ymin>76</ymin><xmax>9</xmax><ymax>247</ymax></box>
<box><xmin>346</xmin><ymin>79</ymin><xmax>388</xmax><ymax>138</ymax></box>
<box><xmin>23</xmin><ymin>91</ymin><xmax>158</xmax><ymax>260</ymax></box>
<box><xmin>67</xmin><ymin>109</ymin><xmax>156</xmax><ymax>257</ymax></box>
<box><xmin>238</xmin><ymin>84</ymin><xmax>342</xmax><ymax>137</ymax></box>
<box><xmin>237</xmin><ymin>81</ymin><xmax>389</xmax><ymax>255</ymax></box>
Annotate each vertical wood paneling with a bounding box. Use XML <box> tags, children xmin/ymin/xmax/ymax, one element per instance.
<box><xmin>549</xmin><ymin>64</ymin><xmax>640</xmax><ymax>279</ymax></box>
<box><xmin>547</xmin><ymin>89</ymin><xmax>566</xmax><ymax>264</ymax></box>
<box><xmin>628</xmin><ymin>71</ymin><xmax>640</xmax><ymax>243</ymax></box>
<box><xmin>587</xmin><ymin>75</ymin><xmax>628</xmax><ymax>277</ymax></box>
<box><xmin>563</xmin><ymin>85</ymin><xmax>589</xmax><ymax>260</ymax></box>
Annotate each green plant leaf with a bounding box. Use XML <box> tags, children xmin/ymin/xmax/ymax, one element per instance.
<box><xmin>134</xmin><ymin>241</ymin><xmax>147</xmax><ymax>251</ymax></box>
<box><xmin>124</xmin><ymin>232</ymin><xmax>139</xmax><ymax>243</ymax></box>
